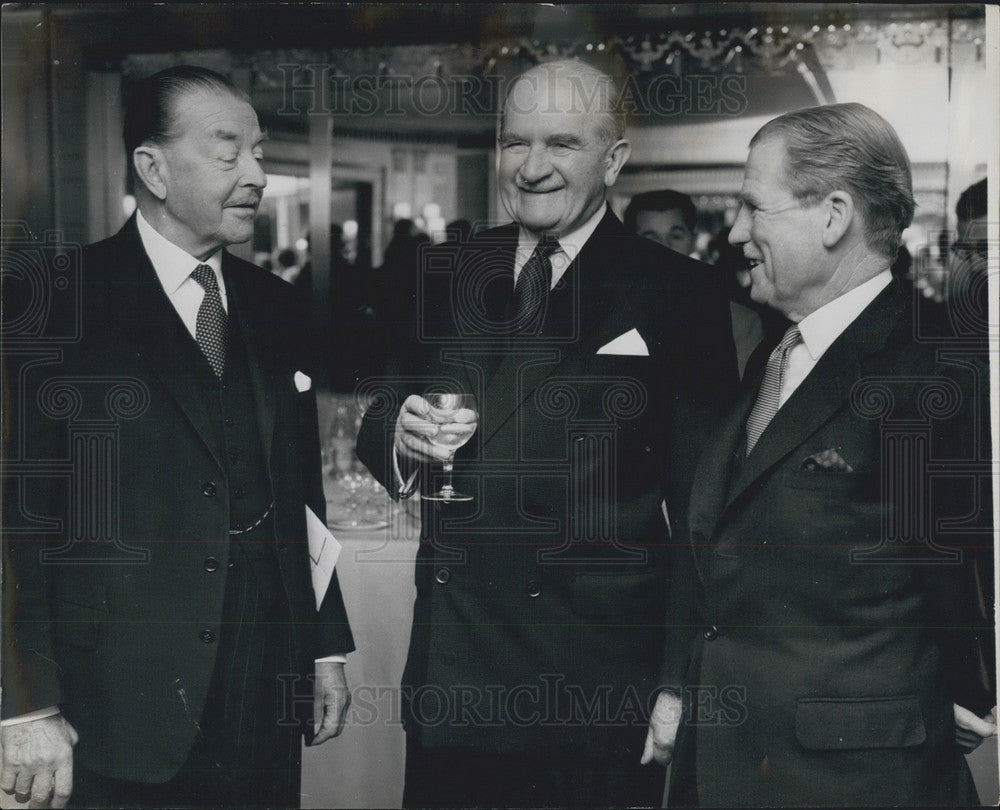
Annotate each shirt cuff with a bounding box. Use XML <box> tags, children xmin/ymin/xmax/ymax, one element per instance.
<box><xmin>315</xmin><ymin>654</ymin><xmax>348</xmax><ymax>665</ymax></box>
<box><xmin>1</xmin><ymin>706</ymin><xmax>61</xmax><ymax>726</ymax></box>
<box><xmin>392</xmin><ymin>444</ymin><xmax>420</xmax><ymax>499</ymax></box>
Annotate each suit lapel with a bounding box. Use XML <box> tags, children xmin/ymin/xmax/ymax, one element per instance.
<box><xmin>687</xmin><ymin>378</ymin><xmax>758</xmax><ymax>580</ymax></box>
<box><xmin>722</xmin><ymin>281</ymin><xmax>909</xmax><ymax>513</ymax></box>
<box><xmin>223</xmin><ymin>257</ymin><xmax>277</xmax><ymax>470</ymax></box>
<box><xmin>478</xmin><ymin>211</ymin><xmax>636</xmax><ymax>447</ymax></box>
<box><xmin>105</xmin><ymin>218</ymin><xmax>225</xmax><ymax>472</ymax></box>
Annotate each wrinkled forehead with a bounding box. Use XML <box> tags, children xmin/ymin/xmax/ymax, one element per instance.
<box><xmin>170</xmin><ymin>87</ymin><xmax>261</xmax><ymax>140</ymax></box>
<box><xmin>504</xmin><ymin>67</ymin><xmax>611</xmax><ymax>120</ymax></box>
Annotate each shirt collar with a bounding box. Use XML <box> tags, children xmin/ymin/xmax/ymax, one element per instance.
<box><xmin>135</xmin><ymin>209</ymin><xmax>224</xmax><ymax>295</ymax></box>
<box><xmin>796</xmin><ymin>270</ymin><xmax>892</xmax><ymax>362</ymax></box>
<box><xmin>516</xmin><ymin>201</ymin><xmax>607</xmax><ymax>265</ymax></box>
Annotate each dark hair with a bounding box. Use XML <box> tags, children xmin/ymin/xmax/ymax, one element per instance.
<box><xmin>123</xmin><ymin>65</ymin><xmax>248</xmax><ymax>157</ymax></box>
<box><xmin>956</xmin><ymin>178</ymin><xmax>987</xmax><ymax>222</ymax></box>
<box><xmin>750</xmin><ymin>102</ymin><xmax>914</xmax><ymax>259</ymax></box>
<box><xmin>623</xmin><ymin>190</ymin><xmax>697</xmax><ymax>233</ymax></box>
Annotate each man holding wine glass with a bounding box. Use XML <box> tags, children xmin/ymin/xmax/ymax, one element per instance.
<box><xmin>358</xmin><ymin>58</ymin><xmax>737</xmax><ymax>808</ymax></box>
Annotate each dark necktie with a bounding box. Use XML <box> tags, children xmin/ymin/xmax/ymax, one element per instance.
<box><xmin>744</xmin><ymin>324</ymin><xmax>802</xmax><ymax>455</ymax></box>
<box><xmin>512</xmin><ymin>237</ymin><xmax>559</xmax><ymax>332</ymax></box>
<box><xmin>191</xmin><ymin>263</ymin><xmax>228</xmax><ymax>378</ymax></box>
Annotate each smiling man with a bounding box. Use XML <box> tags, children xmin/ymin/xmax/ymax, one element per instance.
<box><xmin>1</xmin><ymin>66</ymin><xmax>354</xmax><ymax>808</ymax></box>
<box><xmin>647</xmin><ymin>103</ymin><xmax>996</xmax><ymax>807</ymax></box>
<box><xmin>356</xmin><ymin>59</ymin><xmax>736</xmax><ymax>808</ymax></box>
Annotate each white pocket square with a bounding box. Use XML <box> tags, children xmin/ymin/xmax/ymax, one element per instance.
<box><xmin>294</xmin><ymin>371</ymin><xmax>312</xmax><ymax>392</ymax></box>
<box><xmin>596</xmin><ymin>328</ymin><xmax>648</xmax><ymax>356</ymax></box>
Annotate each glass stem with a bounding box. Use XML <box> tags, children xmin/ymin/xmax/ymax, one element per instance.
<box><xmin>442</xmin><ymin>456</ymin><xmax>455</xmax><ymax>495</ymax></box>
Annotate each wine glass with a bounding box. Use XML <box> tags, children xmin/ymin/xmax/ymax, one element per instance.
<box><xmin>421</xmin><ymin>386</ymin><xmax>478</xmax><ymax>502</ymax></box>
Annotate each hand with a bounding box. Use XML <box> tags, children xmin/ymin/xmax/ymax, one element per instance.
<box><xmin>309</xmin><ymin>661</ymin><xmax>350</xmax><ymax>746</ymax></box>
<box><xmin>641</xmin><ymin>690</ymin><xmax>683</xmax><ymax>766</ymax></box>
<box><xmin>394</xmin><ymin>394</ymin><xmax>477</xmax><ymax>464</ymax></box>
<box><xmin>0</xmin><ymin>714</ymin><xmax>78</xmax><ymax>808</ymax></box>
<box><xmin>954</xmin><ymin>703</ymin><xmax>997</xmax><ymax>753</ymax></box>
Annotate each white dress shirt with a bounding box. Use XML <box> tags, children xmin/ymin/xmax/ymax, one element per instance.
<box><xmin>135</xmin><ymin>210</ymin><xmax>227</xmax><ymax>334</ymax></box>
<box><xmin>512</xmin><ymin>202</ymin><xmax>607</xmax><ymax>289</ymax></box>
<box><xmin>779</xmin><ymin>270</ymin><xmax>892</xmax><ymax>407</ymax></box>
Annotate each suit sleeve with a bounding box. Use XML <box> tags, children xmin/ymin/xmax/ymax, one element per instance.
<box><xmin>918</xmin><ymin>352</ymin><xmax>995</xmax><ymax>716</ymax></box>
<box><xmin>1</xmin><ymin>274</ymin><xmax>67</xmax><ymax>718</ymax></box>
<box><xmin>283</xmin><ymin>284</ymin><xmax>355</xmax><ymax>656</ymax></box>
<box><xmin>662</xmin><ymin>263</ymin><xmax>739</xmax><ymax>561</ymax></box>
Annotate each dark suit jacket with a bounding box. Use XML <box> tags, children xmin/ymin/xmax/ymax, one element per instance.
<box><xmin>1</xmin><ymin>217</ymin><xmax>355</xmax><ymax>782</ymax></box>
<box><xmin>356</xmin><ymin>210</ymin><xmax>737</xmax><ymax>759</ymax></box>
<box><xmin>665</xmin><ymin>280</ymin><xmax>994</xmax><ymax>806</ymax></box>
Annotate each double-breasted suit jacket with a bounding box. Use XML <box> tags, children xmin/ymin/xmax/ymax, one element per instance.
<box><xmin>357</xmin><ymin>210</ymin><xmax>737</xmax><ymax>759</ymax></box>
<box><xmin>2</xmin><ymin>217</ymin><xmax>354</xmax><ymax>782</ymax></box>
<box><xmin>666</xmin><ymin>280</ymin><xmax>994</xmax><ymax>806</ymax></box>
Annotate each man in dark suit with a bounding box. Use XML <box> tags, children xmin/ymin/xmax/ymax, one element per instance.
<box><xmin>356</xmin><ymin>59</ymin><xmax>736</xmax><ymax>808</ymax></box>
<box><xmin>1</xmin><ymin>66</ymin><xmax>354</xmax><ymax>808</ymax></box>
<box><xmin>647</xmin><ymin>103</ymin><xmax>995</xmax><ymax>806</ymax></box>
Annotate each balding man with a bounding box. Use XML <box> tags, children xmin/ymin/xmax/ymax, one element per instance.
<box><xmin>650</xmin><ymin>103</ymin><xmax>995</xmax><ymax>806</ymax></box>
<box><xmin>357</xmin><ymin>59</ymin><xmax>736</xmax><ymax>807</ymax></box>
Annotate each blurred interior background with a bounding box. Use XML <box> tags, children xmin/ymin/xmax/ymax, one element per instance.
<box><xmin>2</xmin><ymin>3</ymin><xmax>993</xmax><ymax>391</ymax></box>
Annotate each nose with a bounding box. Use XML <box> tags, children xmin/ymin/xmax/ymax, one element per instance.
<box><xmin>518</xmin><ymin>145</ymin><xmax>552</xmax><ymax>184</ymax></box>
<box><xmin>241</xmin><ymin>152</ymin><xmax>267</xmax><ymax>190</ymax></box>
<box><xmin>729</xmin><ymin>204</ymin><xmax>750</xmax><ymax>246</ymax></box>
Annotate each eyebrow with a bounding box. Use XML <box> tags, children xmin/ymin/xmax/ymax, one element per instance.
<box><xmin>211</xmin><ymin>128</ymin><xmax>269</xmax><ymax>146</ymax></box>
<box><xmin>546</xmin><ymin>133</ymin><xmax>582</xmax><ymax>146</ymax></box>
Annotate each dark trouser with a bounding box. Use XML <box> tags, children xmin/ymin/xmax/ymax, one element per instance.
<box><xmin>403</xmin><ymin>733</ymin><xmax>666</xmax><ymax>809</ymax></box>
<box><xmin>72</xmin><ymin>518</ymin><xmax>301</xmax><ymax>809</ymax></box>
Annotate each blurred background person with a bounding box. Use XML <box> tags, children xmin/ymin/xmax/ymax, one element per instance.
<box><xmin>624</xmin><ymin>189</ymin><xmax>698</xmax><ymax>256</ymax></box>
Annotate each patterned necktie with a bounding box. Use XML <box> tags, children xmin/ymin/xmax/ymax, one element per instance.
<box><xmin>512</xmin><ymin>237</ymin><xmax>559</xmax><ymax>332</ymax></box>
<box><xmin>191</xmin><ymin>263</ymin><xmax>228</xmax><ymax>378</ymax></box>
<box><xmin>744</xmin><ymin>324</ymin><xmax>802</xmax><ymax>456</ymax></box>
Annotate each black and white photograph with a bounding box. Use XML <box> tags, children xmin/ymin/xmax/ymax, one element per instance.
<box><xmin>1</xmin><ymin>3</ymin><xmax>997</xmax><ymax>808</ymax></box>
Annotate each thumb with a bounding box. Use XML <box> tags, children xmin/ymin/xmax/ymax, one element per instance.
<box><xmin>640</xmin><ymin>728</ymin><xmax>655</xmax><ymax>765</ymax></box>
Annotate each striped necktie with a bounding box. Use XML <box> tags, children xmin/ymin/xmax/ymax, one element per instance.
<box><xmin>512</xmin><ymin>237</ymin><xmax>559</xmax><ymax>333</ymax></box>
<box><xmin>744</xmin><ymin>325</ymin><xmax>802</xmax><ymax>455</ymax></box>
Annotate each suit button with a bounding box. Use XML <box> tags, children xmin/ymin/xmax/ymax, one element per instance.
<box><xmin>200</xmin><ymin>630</ymin><xmax>216</xmax><ymax>644</ymax></box>
<box><xmin>229</xmin><ymin>449</ymin><xmax>240</xmax><ymax>462</ymax></box>
<box><xmin>703</xmin><ymin>625</ymin><xmax>718</xmax><ymax>641</ymax></box>
<box><xmin>204</xmin><ymin>556</ymin><xmax>220</xmax><ymax>572</ymax></box>
<box><xmin>435</xmin><ymin>567</ymin><xmax>451</xmax><ymax>584</ymax></box>
<box><xmin>224</xmin><ymin>417</ymin><xmax>234</xmax><ymax>427</ymax></box>
<box><xmin>234</xmin><ymin>488</ymin><xmax>246</xmax><ymax>499</ymax></box>
<box><xmin>202</xmin><ymin>482</ymin><xmax>217</xmax><ymax>497</ymax></box>
<box><xmin>232</xmin><ymin>521</ymin><xmax>244</xmax><ymax>532</ymax></box>
<box><xmin>526</xmin><ymin>580</ymin><xmax>541</xmax><ymax>598</ymax></box>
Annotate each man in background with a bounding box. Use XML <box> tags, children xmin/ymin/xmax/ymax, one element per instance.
<box><xmin>624</xmin><ymin>188</ymin><xmax>698</xmax><ymax>256</ymax></box>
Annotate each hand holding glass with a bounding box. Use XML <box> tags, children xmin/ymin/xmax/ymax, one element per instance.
<box><xmin>421</xmin><ymin>389</ymin><xmax>478</xmax><ymax>502</ymax></box>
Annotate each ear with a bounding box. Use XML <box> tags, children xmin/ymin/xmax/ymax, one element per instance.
<box><xmin>132</xmin><ymin>146</ymin><xmax>169</xmax><ymax>201</ymax></box>
<box><xmin>821</xmin><ymin>190</ymin><xmax>854</xmax><ymax>248</ymax></box>
<box><xmin>603</xmin><ymin>138</ymin><xmax>631</xmax><ymax>187</ymax></box>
